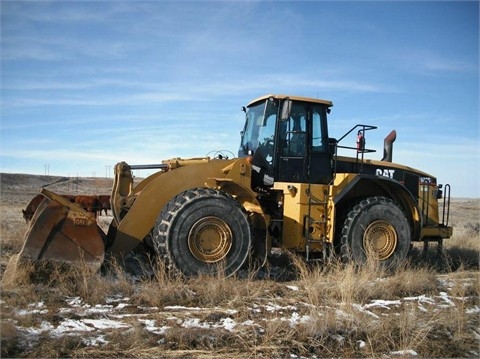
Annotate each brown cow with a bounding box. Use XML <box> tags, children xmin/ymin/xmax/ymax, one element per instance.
<box><xmin>22</xmin><ymin>194</ymin><xmax>75</xmax><ymax>223</ymax></box>
<box><xmin>62</xmin><ymin>194</ymin><xmax>75</xmax><ymax>203</ymax></box>
<box><xmin>97</xmin><ymin>195</ymin><xmax>111</xmax><ymax>216</ymax></box>
<box><xmin>74</xmin><ymin>195</ymin><xmax>100</xmax><ymax>217</ymax></box>
<box><xmin>22</xmin><ymin>194</ymin><xmax>46</xmax><ymax>223</ymax></box>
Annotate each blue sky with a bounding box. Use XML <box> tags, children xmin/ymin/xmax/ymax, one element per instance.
<box><xmin>1</xmin><ymin>1</ymin><xmax>478</xmax><ymax>197</ymax></box>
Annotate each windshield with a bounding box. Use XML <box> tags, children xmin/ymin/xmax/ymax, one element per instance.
<box><xmin>238</xmin><ymin>99</ymin><xmax>278</xmax><ymax>167</ymax></box>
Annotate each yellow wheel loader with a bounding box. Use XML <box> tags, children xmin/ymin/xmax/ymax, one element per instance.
<box><xmin>4</xmin><ymin>94</ymin><xmax>453</xmax><ymax>281</ymax></box>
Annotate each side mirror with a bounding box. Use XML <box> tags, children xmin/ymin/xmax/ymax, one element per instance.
<box><xmin>280</xmin><ymin>99</ymin><xmax>292</xmax><ymax>120</ymax></box>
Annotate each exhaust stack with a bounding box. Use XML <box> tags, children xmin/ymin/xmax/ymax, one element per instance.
<box><xmin>381</xmin><ymin>130</ymin><xmax>396</xmax><ymax>162</ymax></box>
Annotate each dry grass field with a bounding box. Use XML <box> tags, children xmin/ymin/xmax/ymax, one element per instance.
<box><xmin>1</xmin><ymin>173</ymin><xmax>479</xmax><ymax>358</ymax></box>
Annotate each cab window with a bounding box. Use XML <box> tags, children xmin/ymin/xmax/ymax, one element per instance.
<box><xmin>283</xmin><ymin>103</ymin><xmax>307</xmax><ymax>157</ymax></box>
<box><xmin>311</xmin><ymin>105</ymin><xmax>328</xmax><ymax>152</ymax></box>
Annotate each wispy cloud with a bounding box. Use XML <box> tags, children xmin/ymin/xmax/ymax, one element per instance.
<box><xmin>393</xmin><ymin>48</ymin><xmax>478</xmax><ymax>74</ymax></box>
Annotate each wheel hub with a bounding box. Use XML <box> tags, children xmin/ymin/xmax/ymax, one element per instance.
<box><xmin>188</xmin><ymin>216</ymin><xmax>233</xmax><ymax>263</ymax></box>
<box><xmin>363</xmin><ymin>220</ymin><xmax>397</xmax><ymax>260</ymax></box>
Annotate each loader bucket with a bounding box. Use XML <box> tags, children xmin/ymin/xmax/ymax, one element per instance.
<box><xmin>3</xmin><ymin>189</ymin><xmax>105</xmax><ymax>285</ymax></box>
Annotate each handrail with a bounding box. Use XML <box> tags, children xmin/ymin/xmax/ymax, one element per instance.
<box><xmin>336</xmin><ymin>124</ymin><xmax>377</xmax><ymax>144</ymax></box>
<box><xmin>442</xmin><ymin>184</ymin><xmax>451</xmax><ymax>226</ymax></box>
<box><xmin>333</xmin><ymin>124</ymin><xmax>378</xmax><ymax>174</ymax></box>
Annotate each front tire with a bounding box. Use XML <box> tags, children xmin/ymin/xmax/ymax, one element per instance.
<box><xmin>153</xmin><ymin>188</ymin><xmax>251</xmax><ymax>277</ymax></box>
<box><xmin>340</xmin><ymin>196</ymin><xmax>411</xmax><ymax>270</ymax></box>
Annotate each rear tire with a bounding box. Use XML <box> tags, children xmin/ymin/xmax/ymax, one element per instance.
<box><xmin>340</xmin><ymin>196</ymin><xmax>411</xmax><ymax>270</ymax></box>
<box><xmin>153</xmin><ymin>188</ymin><xmax>251</xmax><ymax>277</ymax></box>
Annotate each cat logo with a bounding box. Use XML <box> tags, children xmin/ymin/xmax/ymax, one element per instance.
<box><xmin>376</xmin><ymin>168</ymin><xmax>395</xmax><ymax>178</ymax></box>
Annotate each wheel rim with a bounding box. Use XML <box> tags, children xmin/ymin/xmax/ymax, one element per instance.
<box><xmin>188</xmin><ymin>216</ymin><xmax>233</xmax><ymax>263</ymax></box>
<box><xmin>363</xmin><ymin>220</ymin><xmax>397</xmax><ymax>260</ymax></box>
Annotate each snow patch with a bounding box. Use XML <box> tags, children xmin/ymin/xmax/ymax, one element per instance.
<box><xmin>139</xmin><ymin>319</ymin><xmax>169</xmax><ymax>335</ymax></box>
<box><xmin>352</xmin><ymin>303</ymin><xmax>380</xmax><ymax>319</ymax></box>
<box><xmin>391</xmin><ymin>349</ymin><xmax>418</xmax><ymax>356</ymax></box>
<box><xmin>357</xmin><ymin>340</ymin><xmax>366</xmax><ymax>349</ymax></box>
<box><xmin>466</xmin><ymin>305</ymin><xmax>480</xmax><ymax>314</ymax></box>
<box><xmin>364</xmin><ymin>299</ymin><xmax>401</xmax><ymax>309</ymax></box>
<box><xmin>83</xmin><ymin>335</ymin><xmax>108</xmax><ymax>347</ymax></box>
<box><xmin>82</xmin><ymin>318</ymin><xmax>128</xmax><ymax>330</ymax></box>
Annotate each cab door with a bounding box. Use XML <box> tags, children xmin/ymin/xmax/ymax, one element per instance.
<box><xmin>276</xmin><ymin>102</ymin><xmax>332</xmax><ymax>184</ymax></box>
<box><xmin>308</xmin><ymin>106</ymin><xmax>333</xmax><ymax>184</ymax></box>
<box><xmin>277</xmin><ymin>103</ymin><xmax>308</xmax><ymax>183</ymax></box>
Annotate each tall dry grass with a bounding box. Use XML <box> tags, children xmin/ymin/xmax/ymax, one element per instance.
<box><xmin>1</xmin><ymin>249</ymin><xmax>479</xmax><ymax>358</ymax></box>
<box><xmin>1</xmin><ymin>200</ymin><xmax>479</xmax><ymax>358</ymax></box>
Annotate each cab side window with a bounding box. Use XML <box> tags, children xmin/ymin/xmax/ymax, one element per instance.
<box><xmin>283</xmin><ymin>104</ymin><xmax>307</xmax><ymax>157</ymax></box>
<box><xmin>312</xmin><ymin>110</ymin><xmax>322</xmax><ymax>152</ymax></box>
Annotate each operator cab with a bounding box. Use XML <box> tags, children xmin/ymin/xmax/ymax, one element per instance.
<box><xmin>239</xmin><ymin>94</ymin><xmax>334</xmax><ymax>189</ymax></box>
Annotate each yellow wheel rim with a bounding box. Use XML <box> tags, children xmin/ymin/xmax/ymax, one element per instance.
<box><xmin>188</xmin><ymin>216</ymin><xmax>232</xmax><ymax>263</ymax></box>
<box><xmin>363</xmin><ymin>220</ymin><xmax>397</xmax><ymax>260</ymax></box>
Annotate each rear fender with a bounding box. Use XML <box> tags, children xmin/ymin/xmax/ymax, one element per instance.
<box><xmin>334</xmin><ymin>174</ymin><xmax>422</xmax><ymax>241</ymax></box>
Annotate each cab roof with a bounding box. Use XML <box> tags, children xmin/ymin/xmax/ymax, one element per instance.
<box><xmin>247</xmin><ymin>94</ymin><xmax>333</xmax><ymax>108</ymax></box>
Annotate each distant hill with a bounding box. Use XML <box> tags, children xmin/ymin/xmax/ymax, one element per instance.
<box><xmin>0</xmin><ymin>173</ymin><xmax>114</xmax><ymax>199</ymax></box>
